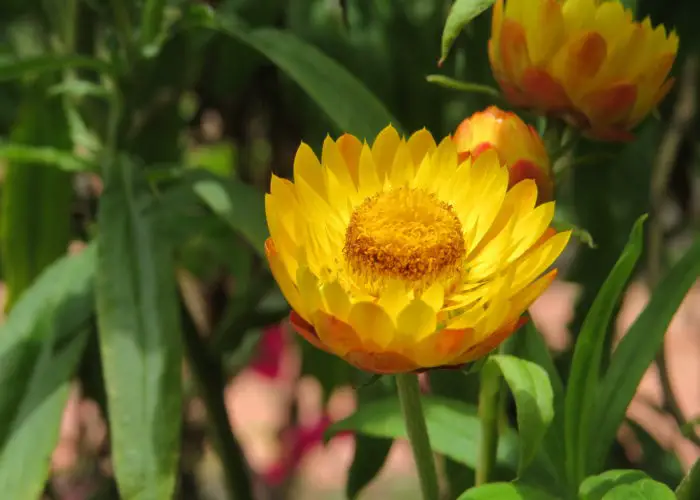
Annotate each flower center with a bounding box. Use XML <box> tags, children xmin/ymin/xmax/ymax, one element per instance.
<box><xmin>344</xmin><ymin>187</ymin><xmax>465</xmax><ymax>289</ymax></box>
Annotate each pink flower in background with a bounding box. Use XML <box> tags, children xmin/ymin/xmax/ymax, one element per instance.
<box><xmin>261</xmin><ymin>416</ymin><xmax>352</xmax><ymax>486</ymax></box>
<box><xmin>250</xmin><ymin>324</ymin><xmax>287</xmax><ymax>379</ymax></box>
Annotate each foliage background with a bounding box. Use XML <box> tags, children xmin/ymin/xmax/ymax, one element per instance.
<box><xmin>1</xmin><ymin>0</ymin><xmax>700</xmax><ymax>499</ymax></box>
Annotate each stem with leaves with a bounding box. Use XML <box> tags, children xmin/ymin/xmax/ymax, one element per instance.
<box><xmin>395</xmin><ymin>373</ymin><xmax>440</xmax><ymax>500</ymax></box>
<box><xmin>181</xmin><ymin>303</ymin><xmax>254</xmax><ymax>500</ymax></box>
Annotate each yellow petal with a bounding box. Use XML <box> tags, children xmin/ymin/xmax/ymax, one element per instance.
<box><xmin>297</xmin><ymin>266</ymin><xmax>323</xmax><ymax>315</ymax></box>
<box><xmin>372</xmin><ymin>125</ymin><xmax>401</xmax><ymax>180</ymax></box>
<box><xmin>294</xmin><ymin>142</ymin><xmax>326</xmax><ymax>198</ymax></box>
<box><xmin>377</xmin><ymin>279</ymin><xmax>413</xmax><ymax>320</ymax></box>
<box><xmin>266</xmin><ymin>239</ymin><xmax>307</xmax><ymax>321</ymax></box>
<box><xmin>348</xmin><ymin>301</ymin><xmax>396</xmax><ymax>348</ymax></box>
<box><xmin>396</xmin><ymin>299</ymin><xmax>437</xmax><ymax>342</ymax></box>
<box><xmin>421</xmin><ymin>283</ymin><xmax>445</xmax><ymax>312</ymax></box>
<box><xmin>322</xmin><ymin>135</ymin><xmax>357</xmax><ymax>191</ymax></box>
<box><xmin>388</xmin><ymin>140</ymin><xmax>416</xmax><ymax>187</ymax></box>
<box><xmin>357</xmin><ymin>143</ymin><xmax>383</xmax><ymax>198</ymax></box>
<box><xmin>406</xmin><ymin>128</ymin><xmax>437</xmax><ymax>166</ymax></box>
<box><xmin>321</xmin><ymin>281</ymin><xmax>352</xmax><ymax>321</ymax></box>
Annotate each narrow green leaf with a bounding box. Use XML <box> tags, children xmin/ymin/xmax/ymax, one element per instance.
<box><xmin>0</xmin><ymin>143</ymin><xmax>94</xmax><ymax>172</ymax></box>
<box><xmin>96</xmin><ymin>158</ymin><xmax>183</xmax><ymax>499</ymax></box>
<box><xmin>457</xmin><ymin>482</ymin><xmax>559</xmax><ymax>500</ymax></box>
<box><xmin>0</xmin><ymin>55</ymin><xmax>114</xmax><ymax>82</ymax></box>
<box><xmin>426</xmin><ymin>75</ymin><xmax>500</xmax><ymax>97</ymax></box>
<box><xmin>327</xmin><ymin>396</ymin><xmax>519</xmax><ymax>470</ymax></box>
<box><xmin>440</xmin><ymin>0</ymin><xmax>497</xmax><ymax>64</ymax></box>
<box><xmin>486</xmin><ymin>355</ymin><xmax>554</xmax><ymax>475</ymax></box>
<box><xmin>209</xmin><ymin>15</ymin><xmax>400</xmax><ymax>139</ymax></box>
<box><xmin>551</xmin><ymin>216</ymin><xmax>596</xmax><ymax>249</ymax></box>
<box><xmin>0</xmin><ymin>246</ymin><xmax>95</xmax><ymax>498</ymax></box>
<box><xmin>588</xmin><ymin>234</ymin><xmax>700</xmax><ymax>474</ymax></box>
<box><xmin>565</xmin><ymin>216</ymin><xmax>646</xmax><ymax>485</ymax></box>
<box><xmin>579</xmin><ymin>470</ymin><xmax>675</xmax><ymax>500</ymax></box>
<box><xmin>141</xmin><ymin>0</ymin><xmax>167</xmax><ymax>49</ymax></box>
<box><xmin>676</xmin><ymin>458</ymin><xmax>700</xmax><ymax>500</ymax></box>
<box><xmin>0</xmin><ymin>83</ymin><xmax>75</xmax><ymax>311</ymax></box>
<box><xmin>192</xmin><ymin>174</ymin><xmax>268</xmax><ymax>257</ymax></box>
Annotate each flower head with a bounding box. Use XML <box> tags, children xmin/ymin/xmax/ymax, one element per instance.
<box><xmin>265</xmin><ymin>125</ymin><xmax>570</xmax><ymax>373</ymax></box>
<box><xmin>453</xmin><ymin>106</ymin><xmax>553</xmax><ymax>203</ymax></box>
<box><xmin>489</xmin><ymin>0</ymin><xmax>678</xmax><ymax>141</ymax></box>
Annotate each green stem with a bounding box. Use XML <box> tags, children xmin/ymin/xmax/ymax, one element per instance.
<box><xmin>476</xmin><ymin>364</ymin><xmax>502</xmax><ymax>486</ymax></box>
<box><xmin>109</xmin><ymin>0</ymin><xmax>135</xmax><ymax>66</ymax></box>
<box><xmin>395</xmin><ymin>373</ymin><xmax>440</xmax><ymax>500</ymax></box>
<box><xmin>181</xmin><ymin>308</ymin><xmax>254</xmax><ymax>500</ymax></box>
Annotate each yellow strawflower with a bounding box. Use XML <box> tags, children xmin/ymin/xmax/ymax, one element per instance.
<box><xmin>489</xmin><ymin>0</ymin><xmax>678</xmax><ymax>141</ymax></box>
<box><xmin>265</xmin><ymin>125</ymin><xmax>570</xmax><ymax>373</ymax></box>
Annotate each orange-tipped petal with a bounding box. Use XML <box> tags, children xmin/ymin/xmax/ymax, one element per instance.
<box><xmin>290</xmin><ymin>310</ymin><xmax>330</xmax><ymax>352</ymax></box>
<box><xmin>488</xmin><ymin>0</ymin><xmax>677</xmax><ymax>140</ymax></box>
<box><xmin>344</xmin><ymin>349</ymin><xmax>419</xmax><ymax>374</ymax></box>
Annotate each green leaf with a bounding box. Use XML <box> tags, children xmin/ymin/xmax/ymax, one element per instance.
<box><xmin>425</xmin><ymin>75</ymin><xmax>500</xmax><ymax>98</ymax></box>
<box><xmin>516</xmin><ymin>323</ymin><xmax>566</xmax><ymax>483</ymax></box>
<box><xmin>0</xmin><ymin>55</ymin><xmax>114</xmax><ymax>82</ymax></box>
<box><xmin>579</xmin><ymin>470</ymin><xmax>675</xmax><ymax>500</ymax></box>
<box><xmin>485</xmin><ymin>355</ymin><xmax>554</xmax><ymax>475</ymax></box>
<box><xmin>327</xmin><ymin>395</ymin><xmax>519</xmax><ymax>470</ymax></box>
<box><xmin>440</xmin><ymin>0</ymin><xmax>497</xmax><ymax>64</ymax></box>
<box><xmin>346</xmin><ymin>381</ymin><xmax>393</xmax><ymax>499</ymax></box>
<box><xmin>206</xmin><ymin>13</ymin><xmax>400</xmax><ymax>139</ymax></box>
<box><xmin>564</xmin><ymin>216</ymin><xmax>646</xmax><ymax>486</ymax></box>
<box><xmin>587</xmin><ymin>234</ymin><xmax>700</xmax><ymax>474</ymax></box>
<box><xmin>457</xmin><ymin>482</ymin><xmax>559</xmax><ymax>500</ymax></box>
<box><xmin>96</xmin><ymin>158</ymin><xmax>183</xmax><ymax>499</ymax></box>
<box><xmin>0</xmin><ymin>143</ymin><xmax>94</xmax><ymax>172</ymax></box>
<box><xmin>141</xmin><ymin>0</ymin><xmax>167</xmax><ymax>49</ymax></box>
<box><xmin>0</xmin><ymin>82</ymin><xmax>75</xmax><ymax>311</ymax></box>
<box><xmin>192</xmin><ymin>173</ymin><xmax>268</xmax><ymax>257</ymax></box>
<box><xmin>676</xmin><ymin>458</ymin><xmax>700</xmax><ymax>500</ymax></box>
<box><xmin>0</xmin><ymin>246</ymin><xmax>95</xmax><ymax>499</ymax></box>
<box><xmin>551</xmin><ymin>216</ymin><xmax>596</xmax><ymax>249</ymax></box>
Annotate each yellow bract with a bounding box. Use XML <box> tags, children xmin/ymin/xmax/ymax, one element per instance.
<box><xmin>265</xmin><ymin>125</ymin><xmax>571</xmax><ymax>373</ymax></box>
<box><xmin>489</xmin><ymin>0</ymin><xmax>678</xmax><ymax>141</ymax></box>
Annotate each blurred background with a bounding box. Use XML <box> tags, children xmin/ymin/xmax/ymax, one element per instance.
<box><xmin>1</xmin><ymin>0</ymin><xmax>700</xmax><ymax>499</ymax></box>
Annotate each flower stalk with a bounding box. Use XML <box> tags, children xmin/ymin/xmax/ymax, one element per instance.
<box><xmin>396</xmin><ymin>373</ymin><xmax>440</xmax><ymax>500</ymax></box>
<box><xmin>475</xmin><ymin>363</ymin><xmax>502</xmax><ymax>486</ymax></box>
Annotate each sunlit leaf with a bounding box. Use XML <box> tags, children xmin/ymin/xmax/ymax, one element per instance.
<box><xmin>458</xmin><ymin>482</ymin><xmax>559</xmax><ymax>500</ymax></box>
<box><xmin>440</xmin><ymin>0</ymin><xmax>497</xmax><ymax>64</ymax></box>
<box><xmin>96</xmin><ymin>158</ymin><xmax>183</xmax><ymax>499</ymax></box>
<box><xmin>327</xmin><ymin>395</ymin><xmax>519</xmax><ymax>470</ymax></box>
<box><xmin>565</xmin><ymin>216</ymin><xmax>646</xmax><ymax>485</ymax></box>
<box><xmin>588</xmin><ymin>233</ymin><xmax>700</xmax><ymax>474</ymax></box>
<box><xmin>0</xmin><ymin>247</ymin><xmax>95</xmax><ymax>498</ymax></box>
<box><xmin>579</xmin><ymin>470</ymin><xmax>675</xmax><ymax>500</ymax></box>
<box><xmin>486</xmin><ymin>355</ymin><xmax>554</xmax><ymax>475</ymax></box>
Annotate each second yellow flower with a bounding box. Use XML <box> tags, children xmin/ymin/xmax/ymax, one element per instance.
<box><xmin>489</xmin><ymin>0</ymin><xmax>678</xmax><ymax>140</ymax></box>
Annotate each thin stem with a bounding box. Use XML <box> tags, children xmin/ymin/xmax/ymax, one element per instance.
<box><xmin>181</xmin><ymin>305</ymin><xmax>254</xmax><ymax>500</ymax></box>
<box><xmin>648</xmin><ymin>56</ymin><xmax>700</xmax><ymax>447</ymax></box>
<box><xmin>395</xmin><ymin>373</ymin><xmax>440</xmax><ymax>500</ymax></box>
<box><xmin>476</xmin><ymin>364</ymin><xmax>501</xmax><ymax>486</ymax></box>
<box><xmin>109</xmin><ymin>0</ymin><xmax>135</xmax><ymax>66</ymax></box>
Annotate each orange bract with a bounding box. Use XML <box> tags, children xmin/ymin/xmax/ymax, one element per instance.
<box><xmin>265</xmin><ymin>125</ymin><xmax>570</xmax><ymax>373</ymax></box>
<box><xmin>489</xmin><ymin>0</ymin><xmax>678</xmax><ymax>141</ymax></box>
